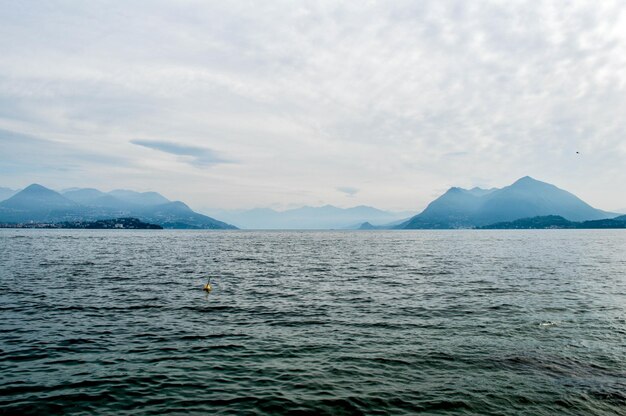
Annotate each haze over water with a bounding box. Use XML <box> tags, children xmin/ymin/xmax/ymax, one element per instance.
<box><xmin>1</xmin><ymin>229</ymin><xmax>625</xmax><ymax>415</ymax></box>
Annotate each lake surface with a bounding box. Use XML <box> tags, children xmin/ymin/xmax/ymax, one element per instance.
<box><xmin>1</xmin><ymin>229</ymin><xmax>625</xmax><ymax>415</ymax></box>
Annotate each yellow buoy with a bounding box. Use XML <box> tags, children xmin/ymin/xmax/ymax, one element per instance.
<box><xmin>203</xmin><ymin>281</ymin><xmax>212</xmax><ymax>292</ymax></box>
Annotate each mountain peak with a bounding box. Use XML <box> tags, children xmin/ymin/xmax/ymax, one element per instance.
<box><xmin>0</xmin><ymin>183</ymin><xmax>78</xmax><ymax>211</ymax></box>
<box><xmin>402</xmin><ymin>176</ymin><xmax>614</xmax><ymax>229</ymax></box>
<box><xmin>512</xmin><ymin>176</ymin><xmax>542</xmax><ymax>185</ymax></box>
<box><xmin>22</xmin><ymin>183</ymin><xmax>53</xmax><ymax>193</ymax></box>
<box><xmin>445</xmin><ymin>187</ymin><xmax>465</xmax><ymax>194</ymax></box>
<box><xmin>19</xmin><ymin>184</ymin><xmax>74</xmax><ymax>199</ymax></box>
<box><xmin>507</xmin><ymin>176</ymin><xmax>558</xmax><ymax>192</ymax></box>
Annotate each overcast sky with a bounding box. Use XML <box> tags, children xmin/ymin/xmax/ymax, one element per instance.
<box><xmin>1</xmin><ymin>1</ymin><xmax>625</xmax><ymax>211</ymax></box>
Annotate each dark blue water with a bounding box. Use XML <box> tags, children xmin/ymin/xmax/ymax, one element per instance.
<box><xmin>1</xmin><ymin>230</ymin><xmax>625</xmax><ymax>415</ymax></box>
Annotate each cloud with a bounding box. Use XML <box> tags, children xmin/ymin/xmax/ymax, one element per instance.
<box><xmin>442</xmin><ymin>151</ymin><xmax>469</xmax><ymax>158</ymax></box>
<box><xmin>1</xmin><ymin>1</ymin><xmax>625</xmax><ymax>210</ymax></box>
<box><xmin>130</xmin><ymin>139</ymin><xmax>228</xmax><ymax>167</ymax></box>
<box><xmin>0</xmin><ymin>128</ymin><xmax>129</xmax><ymax>175</ymax></box>
<box><xmin>337</xmin><ymin>186</ymin><xmax>359</xmax><ymax>196</ymax></box>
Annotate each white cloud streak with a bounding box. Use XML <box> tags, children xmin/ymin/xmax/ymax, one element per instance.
<box><xmin>130</xmin><ymin>139</ymin><xmax>229</xmax><ymax>167</ymax></box>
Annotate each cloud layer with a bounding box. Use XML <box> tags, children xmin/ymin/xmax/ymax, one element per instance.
<box><xmin>131</xmin><ymin>139</ymin><xmax>227</xmax><ymax>167</ymax></box>
<box><xmin>1</xmin><ymin>1</ymin><xmax>625</xmax><ymax>210</ymax></box>
<box><xmin>337</xmin><ymin>186</ymin><xmax>359</xmax><ymax>197</ymax></box>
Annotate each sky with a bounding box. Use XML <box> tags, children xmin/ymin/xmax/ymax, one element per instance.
<box><xmin>1</xmin><ymin>0</ymin><xmax>625</xmax><ymax>212</ymax></box>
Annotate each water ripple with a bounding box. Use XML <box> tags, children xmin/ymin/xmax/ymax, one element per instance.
<box><xmin>0</xmin><ymin>229</ymin><xmax>625</xmax><ymax>415</ymax></box>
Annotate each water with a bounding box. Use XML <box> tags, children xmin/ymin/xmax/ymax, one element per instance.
<box><xmin>1</xmin><ymin>230</ymin><xmax>625</xmax><ymax>415</ymax></box>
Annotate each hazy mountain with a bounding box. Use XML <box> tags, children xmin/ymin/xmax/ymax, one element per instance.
<box><xmin>0</xmin><ymin>187</ymin><xmax>17</xmax><ymax>202</ymax></box>
<box><xmin>477</xmin><ymin>176</ymin><xmax>613</xmax><ymax>222</ymax></box>
<box><xmin>355</xmin><ymin>217</ymin><xmax>415</xmax><ymax>230</ymax></box>
<box><xmin>138</xmin><ymin>201</ymin><xmax>236</xmax><ymax>229</ymax></box>
<box><xmin>62</xmin><ymin>188</ymin><xmax>127</xmax><ymax>209</ymax></box>
<box><xmin>108</xmin><ymin>190</ymin><xmax>170</xmax><ymax>206</ymax></box>
<box><xmin>203</xmin><ymin>205</ymin><xmax>415</xmax><ymax>229</ymax></box>
<box><xmin>63</xmin><ymin>188</ymin><xmax>107</xmax><ymax>203</ymax></box>
<box><xmin>466</xmin><ymin>187</ymin><xmax>498</xmax><ymax>197</ymax></box>
<box><xmin>0</xmin><ymin>184</ymin><xmax>236</xmax><ymax>229</ymax></box>
<box><xmin>358</xmin><ymin>222</ymin><xmax>378</xmax><ymax>230</ymax></box>
<box><xmin>1</xmin><ymin>184</ymin><xmax>78</xmax><ymax>211</ymax></box>
<box><xmin>0</xmin><ymin>184</ymin><xmax>81</xmax><ymax>222</ymax></box>
<box><xmin>400</xmin><ymin>187</ymin><xmax>485</xmax><ymax>229</ymax></box>
<box><xmin>63</xmin><ymin>188</ymin><xmax>171</xmax><ymax>208</ymax></box>
<box><xmin>400</xmin><ymin>177</ymin><xmax>616</xmax><ymax>229</ymax></box>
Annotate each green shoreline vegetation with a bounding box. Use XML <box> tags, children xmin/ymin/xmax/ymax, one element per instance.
<box><xmin>479</xmin><ymin>215</ymin><xmax>626</xmax><ymax>229</ymax></box>
<box><xmin>0</xmin><ymin>217</ymin><xmax>162</xmax><ymax>229</ymax></box>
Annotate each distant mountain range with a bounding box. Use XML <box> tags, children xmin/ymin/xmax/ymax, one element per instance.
<box><xmin>0</xmin><ymin>184</ymin><xmax>236</xmax><ymax>229</ymax></box>
<box><xmin>1</xmin><ymin>177</ymin><xmax>620</xmax><ymax>230</ymax></box>
<box><xmin>201</xmin><ymin>205</ymin><xmax>415</xmax><ymax>229</ymax></box>
<box><xmin>479</xmin><ymin>215</ymin><xmax>626</xmax><ymax>229</ymax></box>
<box><xmin>396</xmin><ymin>176</ymin><xmax>617</xmax><ymax>229</ymax></box>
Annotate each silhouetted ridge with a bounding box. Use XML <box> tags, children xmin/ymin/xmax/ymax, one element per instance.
<box><xmin>1</xmin><ymin>184</ymin><xmax>78</xmax><ymax>210</ymax></box>
<box><xmin>400</xmin><ymin>177</ymin><xmax>616</xmax><ymax>229</ymax></box>
<box><xmin>0</xmin><ymin>184</ymin><xmax>236</xmax><ymax>229</ymax></box>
